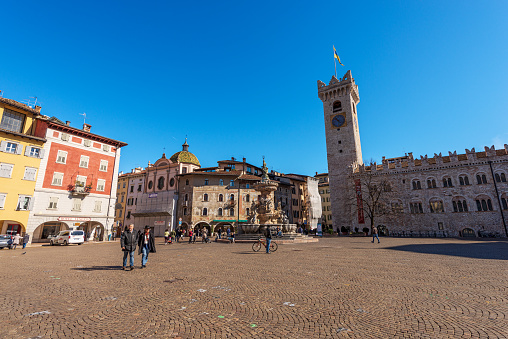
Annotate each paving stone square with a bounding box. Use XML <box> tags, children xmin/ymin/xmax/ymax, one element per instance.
<box><xmin>0</xmin><ymin>237</ymin><xmax>507</xmax><ymax>338</ymax></box>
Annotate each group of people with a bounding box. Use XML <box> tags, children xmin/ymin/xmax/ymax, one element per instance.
<box><xmin>120</xmin><ymin>224</ymin><xmax>156</xmax><ymax>270</ymax></box>
<box><xmin>6</xmin><ymin>233</ymin><xmax>30</xmax><ymax>250</ymax></box>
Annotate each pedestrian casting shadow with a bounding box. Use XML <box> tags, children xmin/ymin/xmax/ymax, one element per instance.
<box><xmin>386</xmin><ymin>241</ymin><xmax>508</xmax><ymax>260</ymax></box>
<box><xmin>232</xmin><ymin>252</ymin><xmax>258</xmax><ymax>255</ymax></box>
<box><xmin>71</xmin><ymin>266</ymin><xmax>123</xmax><ymax>271</ymax></box>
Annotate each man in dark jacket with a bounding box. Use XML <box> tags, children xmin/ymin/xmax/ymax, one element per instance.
<box><xmin>121</xmin><ymin>224</ymin><xmax>138</xmax><ymax>270</ymax></box>
<box><xmin>138</xmin><ymin>226</ymin><xmax>156</xmax><ymax>268</ymax></box>
<box><xmin>265</xmin><ymin>226</ymin><xmax>272</xmax><ymax>254</ymax></box>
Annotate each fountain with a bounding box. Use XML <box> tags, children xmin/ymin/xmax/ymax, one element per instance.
<box><xmin>234</xmin><ymin>158</ymin><xmax>313</xmax><ymax>243</ymax></box>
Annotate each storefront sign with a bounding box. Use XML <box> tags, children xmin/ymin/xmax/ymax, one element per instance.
<box><xmin>354</xmin><ymin>179</ymin><xmax>365</xmax><ymax>224</ymax></box>
<box><xmin>154</xmin><ymin>221</ymin><xmax>165</xmax><ymax>226</ymax></box>
<box><xmin>149</xmin><ymin>193</ymin><xmax>158</xmax><ymax>198</ymax></box>
<box><xmin>57</xmin><ymin>217</ymin><xmax>91</xmax><ymax>222</ymax></box>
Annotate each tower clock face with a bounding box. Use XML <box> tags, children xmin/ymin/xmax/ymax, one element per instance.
<box><xmin>331</xmin><ymin>114</ymin><xmax>346</xmax><ymax>128</ymax></box>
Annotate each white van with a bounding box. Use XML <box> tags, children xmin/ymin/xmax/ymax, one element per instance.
<box><xmin>50</xmin><ymin>230</ymin><xmax>85</xmax><ymax>246</ymax></box>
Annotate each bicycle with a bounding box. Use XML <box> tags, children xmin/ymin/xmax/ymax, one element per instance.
<box><xmin>252</xmin><ymin>237</ymin><xmax>278</xmax><ymax>252</ymax></box>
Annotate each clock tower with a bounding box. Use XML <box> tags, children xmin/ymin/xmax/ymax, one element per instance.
<box><xmin>317</xmin><ymin>70</ymin><xmax>363</xmax><ymax>232</ymax></box>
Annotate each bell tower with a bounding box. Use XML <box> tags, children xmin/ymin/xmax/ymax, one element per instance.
<box><xmin>317</xmin><ymin>70</ymin><xmax>363</xmax><ymax>232</ymax></box>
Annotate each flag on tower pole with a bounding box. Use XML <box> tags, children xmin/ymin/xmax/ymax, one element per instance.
<box><xmin>333</xmin><ymin>46</ymin><xmax>344</xmax><ymax>78</ymax></box>
<box><xmin>333</xmin><ymin>46</ymin><xmax>344</xmax><ymax>66</ymax></box>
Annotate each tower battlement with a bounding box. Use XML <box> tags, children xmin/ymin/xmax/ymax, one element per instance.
<box><xmin>353</xmin><ymin>144</ymin><xmax>508</xmax><ymax>174</ymax></box>
<box><xmin>317</xmin><ymin>70</ymin><xmax>359</xmax><ymax>104</ymax></box>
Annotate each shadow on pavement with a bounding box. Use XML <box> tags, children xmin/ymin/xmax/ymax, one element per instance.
<box><xmin>232</xmin><ymin>252</ymin><xmax>258</xmax><ymax>255</ymax></box>
<box><xmin>71</xmin><ymin>266</ymin><xmax>122</xmax><ymax>271</ymax></box>
<box><xmin>386</xmin><ymin>241</ymin><xmax>508</xmax><ymax>260</ymax></box>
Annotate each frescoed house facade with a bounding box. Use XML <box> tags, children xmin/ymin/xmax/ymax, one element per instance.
<box><xmin>26</xmin><ymin>118</ymin><xmax>127</xmax><ymax>242</ymax></box>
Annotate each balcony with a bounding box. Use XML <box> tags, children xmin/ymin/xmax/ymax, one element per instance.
<box><xmin>68</xmin><ymin>183</ymin><xmax>91</xmax><ymax>196</ymax></box>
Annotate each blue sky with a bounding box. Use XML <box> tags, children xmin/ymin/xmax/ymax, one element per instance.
<box><xmin>1</xmin><ymin>1</ymin><xmax>507</xmax><ymax>176</ymax></box>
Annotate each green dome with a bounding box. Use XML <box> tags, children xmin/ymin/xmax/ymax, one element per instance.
<box><xmin>170</xmin><ymin>151</ymin><xmax>200</xmax><ymax>166</ymax></box>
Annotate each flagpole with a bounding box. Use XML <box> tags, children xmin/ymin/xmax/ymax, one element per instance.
<box><xmin>333</xmin><ymin>46</ymin><xmax>337</xmax><ymax>78</ymax></box>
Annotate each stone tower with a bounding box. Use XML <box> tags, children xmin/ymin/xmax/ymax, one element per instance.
<box><xmin>317</xmin><ymin>70</ymin><xmax>362</xmax><ymax>232</ymax></box>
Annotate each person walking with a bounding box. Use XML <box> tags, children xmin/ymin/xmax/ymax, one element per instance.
<box><xmin>170</xmin><ymin>229</ymin><xmax>176</xmax><ymax>243</ymax></box>
<box><xmin>201</xmin><ymin>228</ymin><xmax>208</xmax><ymax>243</ymax></box>
<box><xmin>22</xmin><ymin>234</ymin><xmax>30</xmax><ymax>249</ymax></box>
<box><xmin>188</xmin><ymin>229</ymin><xmax>194</xmax><ymax>244</ymax></box>
<box><xmin>121</xmin><ymin>224</ymin><xmax>139</xmax><ymax>271</ymax></box>
<box><xmin>265</xmin><ymin>226</ymin><xmax>272</xmax><ymax>254</ymax></box>
<box><xmin>138</xmin><ymin>226</ymin><xmax>156</xmax><ymax>268</ymax></box>
<box><xmin>217</xmin><ymin>228</ymin><xmax>222</xmax><ymax>239</ymax></box>
<box><xmin>372</xmin><ymin>226</ymin><xmax>380</xmax><ymax>243</ymax></box>
<box><xmin>164</xmin><ymin>229</ymin><xmax>170</xmax><ymax>245</ymax></box>
<box><xmin>12</xmin><ymin>233</ymin><xmax>21</xmax><ymax>250</ymax></box>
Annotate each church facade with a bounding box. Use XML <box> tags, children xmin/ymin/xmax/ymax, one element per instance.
<box><xmin>318</xmin><ymin>71</ymin><xmax>508</xmax><ymax>237</ymax></box>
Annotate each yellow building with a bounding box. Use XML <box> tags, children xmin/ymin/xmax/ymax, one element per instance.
<box><xmin>0</xmin><ymin>97</ymin><xmax>46</xmax><ymax>235</ymax></box>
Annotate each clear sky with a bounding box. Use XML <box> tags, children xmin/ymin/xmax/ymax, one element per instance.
<box><xmin>1</xmin><ymin>1</ymin><xmax>507</xmax><ymax>176</ymax></box>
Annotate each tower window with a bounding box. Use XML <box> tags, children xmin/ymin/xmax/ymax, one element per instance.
<box><xmin>339</xmin><ymin>150</ymin><xmax>342</xmax><ymax>153</ymax></box>
<box><xmin>338</xmin><ymin>140</ymin><xmax>341</xmax><ymax>144</ymax></box>
<box><xmin>333</xmin><ymin>101</ymin><xmax>342</xmax><ymax>112</ymax></box>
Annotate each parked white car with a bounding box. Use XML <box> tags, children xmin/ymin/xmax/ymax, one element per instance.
<box><xmin>50</xmin><ymin>230</ymin><xmax>85</xmax><ymax>246</ymax></box>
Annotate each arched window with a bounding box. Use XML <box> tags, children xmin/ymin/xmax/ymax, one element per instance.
<box><xmin>219</xmin><ymin>179</ymin><xmax>224</xmax><ymax>186</ymax></box>
<box><xmin>459</xmin><ymin>175</ymin><xmax>470</xmax><ymax>186</ymax></box>
<box><xmin>203</xmin><ymin>194</ymin><xmax>208</xmax><ymax>202</ymax></box>
<box><xmin>442</xmin><ymin>177</ymin><xmax>453</xmax><ymax>187</ymax></box>
<box><xmin>230</xmin><ymin>194</ymin><xmax>234</xmax><ymax>201</ymax></box>
<box><xmin>476</xmin><ymin>173</ymin><xmax>487</xmax><ymax>184</ymax></box>
<box><xmin>429</xmin><ymin>198</ymin><xmax>444</xmax><ymax>213</ymax></box>
<box><xmin>183</xmin><ymin>207</ymin><xmax>187</xmax><ymax>215</ymax></box>
<box><xmin>391</xmin><ymin>200</ymin><xmax>404</xmax><ymax>213</ymax></box>
<box><xmin>246</xmin><ymin>207</ymin><xmax>250</xmax><ymax>215</ymax></box>
<box><xmin>148</xmin><ymin>181</ymin><xmax>153</xmax><ymax>189</ymax></box>
<box><xmin>501</xmin><ymin>195</ymin><xmax>508</xmax><ymax>210</ymax></box>
<box><xmin>218</xmin><ymin>208</ymin><xmax>223</xmax><ymax>216</ymax></box>
<box><xmin>230</xmin><ymin>208</ymin><xmax>234</xmax><ymax>216</ymax></box>
<box><xmin>202</xmin><ymin>208</ymin><xmax>208</xmax><ymax>216</ymax></box>
<box><xmin>452</xmin><ymin>197</ymin><xmax>468</xmax><ymax>212</ymax></box>
<box><xmin>333</xmin><ymin>101</ymin><xmax>342</xmax><ymax>112</ymax></box>
<box><xmin>185</xmin><ymin>179</ymin><xmax>189</xmax><ymax>185</ymax></box>
<box><xmin>184</xmin><ymin>194</ymin><xmax>188</xmax><ymax>201</ymax></box>
<box><xmin>475</xmin><ymin>196</ymin><xmax>493</xmax><ymax>211</ymax></box>
<box><xmin>170</xmin><ymin>178</ymin><xmax>175</xmax><ymax>187</ymax></box>
<box><xmin>495</xmin><ymin>173</ymin><xmax>507</xmax><ymax>183</ymax></box>
<box><xmin>409</xmin><ymin>202</ymin><xmax>423</xmax><ymax>214</ymax></box>
<box><xmin>427</xmin><ymin>178</ymin><xmax>436</xmax><ymax>189</ymax></box>
<box><xmin>246</xmin><ymin>194</ymin><xmax>250</xmax><ymax>202</ymax></box>
<box><xmin>218</xmin><ymin>194</ymin><xmax>223</xmax><ymax>202</ymax></box>
<box><xmin>412</xmin><ymin>179</ymin><xmax>422</xmax><ymax>190</ymax></box>
<box><xmin>157</xmin><ymin>177</ymin><xmax>165</xmax><ymax>189</ymax></box>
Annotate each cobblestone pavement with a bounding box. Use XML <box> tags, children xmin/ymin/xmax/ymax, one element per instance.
<box><xmin>1</xmin><ymin>237</ymin><xmax>507</xmax><ymax>338</ymax></box>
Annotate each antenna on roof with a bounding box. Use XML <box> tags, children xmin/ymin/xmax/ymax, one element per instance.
<box><xmin>21</xmin><ymin>96</ymin><xmax>38</xmax><ymax>108</ymax></box>
<box><xmin>79</xmin><ymin>112</ymin><xmax>86</xmax><ymax>124</ymax></box>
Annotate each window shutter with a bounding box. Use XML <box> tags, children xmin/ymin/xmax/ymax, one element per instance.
<box><xmin>28</xmin><ymin>197</ymin><xmax>35</xmax><ymax>211</ymax></box>
<box><xmin>16</xmin><ymin>144</ymin><xmax>23</xmax><ymax>155</ymax></box>
<box><xmin>0</xmin><ymin>141</ymin><xmax>6</xmax><ymax>152</ymax></box>
<box><xmin>39</xmin><ymin>149</ymin><xmax>45</xmax><ymax>159</ymax></box>
<box><xmin>24</xmin><ymin>146</ymin><xmax>31</xmax><ymax>156</ymax></box>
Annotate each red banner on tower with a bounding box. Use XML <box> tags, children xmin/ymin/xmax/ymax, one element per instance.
<box><xmin>355</xmin><ymin>179</ymin><xmax>365</xmax><ymax>224</ymax></box>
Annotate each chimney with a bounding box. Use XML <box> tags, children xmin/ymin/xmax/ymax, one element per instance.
<box><xmin>66</xmin><ymin>121</ymin><xmax>71</xmax><ymax>126</ymax></box>
<box><xmin>83</xmin><ymin>123</ymin><xmax>91</xmax><ymax>132</ymax></box>
<box><xmin>34</xmin><ymin>105</ymin><xmax>41</xmax><ymax>113</ymax></box>
<box><xmin>243</xmin><ymin>157</ymin><xmax>246</xmax><ymax>162</ymax></box>
<box><xmin>315</xmin><ymin>171</ymin><xmax>318</xmax><ymax>176</ymax></box>
<box><xmin>231</xmin><ymin>157</ymin><xmax>235</xmax><ymax>161</ymax></box>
